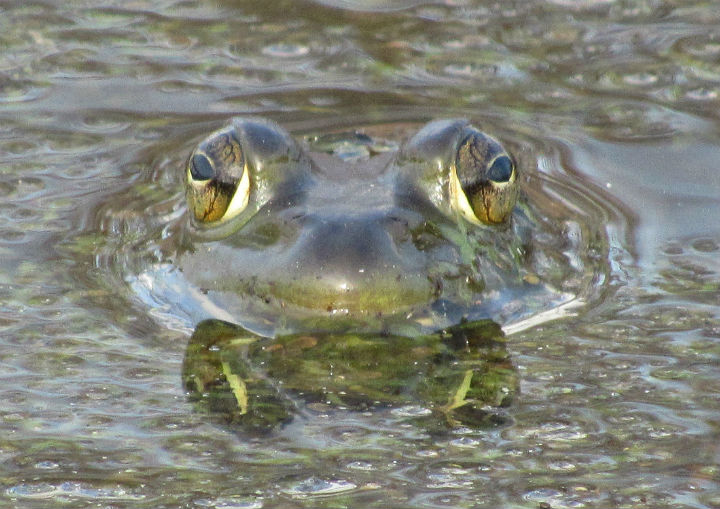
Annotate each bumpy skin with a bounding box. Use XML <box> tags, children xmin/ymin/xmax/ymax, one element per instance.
<box><xmin>179</xmin><ymin>118</ymin><xmax>522</xmax><ymax>433</ymax></box>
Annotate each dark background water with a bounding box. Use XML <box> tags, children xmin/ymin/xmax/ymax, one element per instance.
<box><xmin>1</xmin><ymin>1</ymin><xmax>719</xmax><ymax>507</ymax></box>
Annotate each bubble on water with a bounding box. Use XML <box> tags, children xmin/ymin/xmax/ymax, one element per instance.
<box><xmin>544</xmin><ymin>0</ymin><xmax>614</xmax><ymax>9</ymax></box>
<box><xmin>548</xmin><ymin>460</ymin><xmax>577</xmax><ymax>472</ymax></box>
<box><xmin>663</xmin><ymin>243</ymin><xmax>684</xmax><ymax>255</ymax></box>
<box><xmin>442</xmin><ymin>61</ymin><xmax>526</xmax><ymax>82</ymax></box>
<box><xmin>524</xmin><ymin>488</ymin><xmax>564</xmax><ymax>506</ymax></box>
<box><xmin>6</xmin><ymin>483</ymin><xmax>56</xmax><ymax>499</ymax></box>
<box><xmin>677</xmin><ymin>37</ymin><xmax>720</xmax><ymax>58</ymax></box>
<box><xmin>309</xmin><ymin>96</ymin><xmax>340</xmax><ymax>106</ymax></box>
<box><xmin>0</xmin><ymin>229</ymin><xmax>25</xmax><ymax>243</ymax></box>
<box><xmin>391</xmin><ymin>405</ymin><xmax>432</xmax><ymax>417</ymax></box>
<box><xmin>284</xmin><ymin>478</ymin><xmax>356</xmax><ymax>497</ymax></box>
<box><xmin>9</xmin><ymin>177</ymin><xmax>46</xmax><ymax>199</ymax></box>
<box><xmin>448</xmin><ymin>436</ymin><xmax>481</xmax><ymax>448</ymax></box>
<box><xmin>34</xmin><ymin>460</ymin><xmax>59</xmax><ymax>470</ymax></box>
<box><xmin>262</xmin><ymin>44</ymin><xmax>310</xmax><ymax>58</ymax></box>
<box><xmin>623</xmin><ymin>72</ymin><xmax>658</xmax><ymax>86</ymax></box>
<box><xmin>0</xmin><ymin>82</ymin><xmax>48</xmax><ymax>103</ymax></box>
<box><xmin>346</xmin><ymin>460</ymin><xmax>375</xmax><ymax>471</ymax></box>
<box><xmin>692</xmin><ymin>238</ymin><xmax>719</xmax><ymax>252</ymax></box>
<box><xmin>6</xmin><ymin>482</ymin><xmax>144</xmax><ymax>501</ymax></box>
<box><xmin>194</xmin><ymin>497</ymin><xmax>264</xmax><ymax>508</ymax></box>
<box><xmin>79</xmin><ymin>112</ymin><xmax>132</xmax><ymax>134</ymax></box>
<box><xmin>686</xmin><ymin>88</ymin><xmax>718</xmax><ymax>101</ymax></box>
<box><xmin>416</xmin><ymin>449</ymin><xmax>439</xmax><ymax>457</ymax></box>
<box><xmin>333</xmin><ymin>142</ymin><xmax>369</xmax><ymax>161</ymax></box>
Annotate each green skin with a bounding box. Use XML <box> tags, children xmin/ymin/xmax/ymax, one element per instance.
<box><xmin>183</xmin><ymin>318</ymin><xmax>517</xmax><ymax>433</ymax></box>
<box><xmin>179</xmin><ymin>118</ymin><xmax>527</xmax><ymax>432</ymax></box>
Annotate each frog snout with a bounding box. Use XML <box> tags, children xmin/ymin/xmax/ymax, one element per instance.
<box><xmin>270</xmin><ymin>215</ymin><xmax>436</xmax><ymax>313</ymax></box>
<box><xmin>297</xmin><ymin>217</ymin><xmax>407</xmax><ymax>272</ymax></box>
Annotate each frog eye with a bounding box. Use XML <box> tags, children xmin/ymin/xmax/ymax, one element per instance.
<box><xmin>451</xmin><ymin>130</ymin><xmax>518</xmax><ymax>225</ymax></box>
<box><xmin>185</xmin><ymin>128</ymin><xmax>250</xmax><ymax>224</ymax></box>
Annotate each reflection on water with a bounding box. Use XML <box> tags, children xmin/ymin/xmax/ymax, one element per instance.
<box><xmin>1</xmin><ymin>0</ymin><xmax>720</xmax><ymax>508</ymax></box>
<box><xmin>182</xmin><ymin>319</ymin><xmax>516</xmax><ymax>434</ymax></box>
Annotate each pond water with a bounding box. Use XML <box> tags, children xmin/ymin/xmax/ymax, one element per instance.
<box><xmin>2</xmin><ymin>0</ymin><xmax>720</xmax><ymax>508</ymax></box>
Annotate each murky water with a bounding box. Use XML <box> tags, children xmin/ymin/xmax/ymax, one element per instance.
<box><xmin>2</xmin><ymin>1</ymin><xmax>720</xmax><ymax>507</ymax></box>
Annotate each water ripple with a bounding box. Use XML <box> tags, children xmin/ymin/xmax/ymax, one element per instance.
<box><xmin>1</xmin><ymin>1</ymin><xmax>719</xmax><ymax>508</ymax></box>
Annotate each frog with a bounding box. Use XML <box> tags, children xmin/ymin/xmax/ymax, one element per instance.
<box><xmin>173</xmin><ymin>117</ymin><xmax>542</xmax><ymax>432</ymax></box>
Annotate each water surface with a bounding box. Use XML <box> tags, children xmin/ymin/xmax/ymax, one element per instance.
<box><xmin>2</xmin><ymin>1</ymin><xmax>720</xmax><ymax>508</ymax></box>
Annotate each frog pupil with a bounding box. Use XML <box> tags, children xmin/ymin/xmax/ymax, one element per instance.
<box><xmin>487</xmin><ymin>156</ymin><xmax>513</xmax><ymax>183</ymax></box>
<box><xmin>191</xmin><ymin>153</ymin><xmax>215</xmax><ymax>181</ymax></box>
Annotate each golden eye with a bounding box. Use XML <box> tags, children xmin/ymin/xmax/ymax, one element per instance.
<box><xmin>452</xmin><ymin>130</ymin><xmax>518</xmax><ymax>225</ymax></box>
<box><xmin>185</xmin><ymin>129</ymin><xmax>249</xmax><ymax>224</ymax></box>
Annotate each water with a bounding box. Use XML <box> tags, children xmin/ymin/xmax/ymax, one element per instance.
<box><xmin>2</xmin><ymin>0</ymin><xmax>720</xmax><ymax>507</ymax></box>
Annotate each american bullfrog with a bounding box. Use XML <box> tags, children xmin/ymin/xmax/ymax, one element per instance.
<box><xmin>176</xmin><ymin>117</ymin><xmax>530</xmax><ymax>333</ymax></box>
<box><xmin>172</xmin><ymin>117</ymin><xmax>549</xmax><ymax>432</ymax></box>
